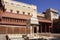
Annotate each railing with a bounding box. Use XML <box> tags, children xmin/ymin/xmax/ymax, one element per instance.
<box><xmin>30</xmin><ymin>33</ymin><xmax>60</xmax><ymax>37</ymax></box>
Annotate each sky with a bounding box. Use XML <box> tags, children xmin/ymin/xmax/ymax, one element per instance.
<box><xmin>15</xmin><ymin>0</ymin><xmax>60</xmax><ymax>16</ymax></box>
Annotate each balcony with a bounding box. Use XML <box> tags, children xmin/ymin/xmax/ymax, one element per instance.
<box><xmin>0</xmin><ymin>12</ymin><xmax>31</xmax><ymax>20</ymax></box>
<box><xmin>0</xmin><ymin>12</ymin><xmax>31</xmax><ymax>25</ymax></box>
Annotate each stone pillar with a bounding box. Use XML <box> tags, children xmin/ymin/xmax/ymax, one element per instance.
<box><xmin>37</xmin><ymin>26</ymin><xmax>39</xmax><ymax>33</ymax></box>
<box><xmin>49</xmin><ymin>26</ymin><xmax>52</xmax><ymax>33</ymax></box>
<box><xmin>49</xmin><ymin>26</ymin><xmax>50</xmax><ymax>33</ymax></box>
<box><xmin>41</xmin><ymin>24</ymin><xmax>42</xmax><ymax>33</ymax></box>
<box><xmin>30</xmin><ymin>26</ymin><xmax>33</xmax><ymax>34</ymax></box>
<box><xmin>45</xmin><ymin>24</ymin><xmax>46</xmax><ymax>33</ymax></box>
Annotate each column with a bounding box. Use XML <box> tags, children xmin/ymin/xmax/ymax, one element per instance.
<box><xmin>30</xmin><ymin>26</ymin><xmax>33</xmax><ymax>34</ymax></box>
<box><xmin>41</xmin><ymin>24</ymin><xmax>42</xmax><ymax>33</ymax></box>
<box><xmin>45</xmin><ymin>24</ymin><xmax>46</xmax><ymax>33</ymax></box>
<box><xmin>49</xmin><ymin>26</ymin><xmax>50</xmax><ymax>33</ymax></box>
<box><xmin>25</xmin><ymin>26</ymin><xmax>27</xmax><ymax>34</ymax></box>
<box><xmin>49</xmin><ymin>26</ymin><xmax>52</xmax><ymax>33</ymax></box>
<box><xmin>48</xmin><ymin>24</ymin><xmax>50</xmax><ymax>33</ymax></box>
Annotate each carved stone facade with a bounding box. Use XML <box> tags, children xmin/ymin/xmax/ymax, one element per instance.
<box><xmin>0</xmin><ymin>0</ymin><xmax>59</xmax><ymax>34</ymax></box>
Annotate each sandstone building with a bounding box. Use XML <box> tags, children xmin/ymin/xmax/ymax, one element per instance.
<box><xmin>0</xmin><ymin>0</ymin><xmax>59</xmax><ymax>36</ymax></box>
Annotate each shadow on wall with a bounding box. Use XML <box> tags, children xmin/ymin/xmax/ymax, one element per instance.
<box><xmin>51</xmin><ymin>19</ymin><xmax>60</xmax><ymax>33</ymax></box>
<box><xmin>0</xmin><ymin>0</ymin><xmax>5</xmax><ymax>12</ymax></box>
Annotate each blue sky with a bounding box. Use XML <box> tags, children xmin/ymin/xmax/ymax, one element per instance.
<box><xmin>15</xmin><ymin>0</ymin><xmax>60</xmax><ymax>16</ymax></box>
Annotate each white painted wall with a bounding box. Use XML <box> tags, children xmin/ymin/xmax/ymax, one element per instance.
<box><xmin>51</xmin><ymin>12</ymin><xmax>59</xmax><ymax>20</ymax></box>
<box><xmin>3</xmin><ymin>0</ymin><xmax>39</xmax><ymax>24</ymax></box>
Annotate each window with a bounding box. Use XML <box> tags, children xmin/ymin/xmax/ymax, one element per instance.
<box><xmin>17</xmin><ymin>11</ymin><xmax>19</xmax><ymax>14</ymax></box>
<box><xmin>22</xmin><ymin>20</ymin><xmax>24</xmax><ymax>23</ymax></box>
<box><xmin>17</xmin><ymin>4</ymin><xmax>20</xmax><ymax>7</ymax></box>
<box><xmin>28</xmin><ymin>13</ymin><xmax>30</xmax><ymax>15</ymax></box>
<box><xmin>15</xmin><ymin>19</ymin><xmax>17</xmax><ymax>22</ymax></box>
<box><xmin>11</xmin><ymin>3</ymin><xmax>14</xmax><ymax>5</ymax></box>
<box><xmin>34</xmin><ymin>27</ymin><xmax>37</xmax><ymax>33</ymax></box>
<box><xmin>23</xmin><ymin>12</ymin><xmax>25</xmax><ymax>15</ymax></box>
<box><xmin>10</xmin><ymin>18</ymin><xmax>13</xmax><ymax>22</ymax></box>
<box><xmin>21</xmin><ymin>19</ymin><xmax>24</xmax><ymax>23</ymax></box>
<box><xmin>18</xmin><ymin>19</ymin><xmax>20</xmax><ymax>22</ymax></box>
<box><xmin>23</xmin><ymin>20</ymin><xmax>26</xmax><ymax>23</ymax></box>
<box><xmin>54</xmin><ymin>13</ymin><xmax>57</xmax><ymax>16</ymax></box>
<box><xmin>23</xmin><ymin>6</ymin><xmax>25</xmax><ymax>7</ymax></box>
<box><xmin>17</xmin><ymin>4</ymin><xmax>20</xmax><ymax>6</ymax></box>
<box><xmin>28</xmin><ymin>7</ymin><xmax>30</xmax><ymax>8</ymax></box>
<box><xmin>10</xmin><ymin>10</ymin><xmax>13</xmax><ymax>13</ymax></box>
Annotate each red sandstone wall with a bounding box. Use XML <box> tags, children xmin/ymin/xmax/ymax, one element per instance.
<box><xmin>0</xmin><ymin>27</ymin><xmax>7</xmax><ymax>34</ymax></box>
<box><xmin>0</xmin><ymin>26</ymin><xmax>30</xmax><ymax>34</ymax></box>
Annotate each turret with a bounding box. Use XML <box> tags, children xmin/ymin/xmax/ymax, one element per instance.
<box><xmin>45</xmin><ymin>8</ymin><xmax>59</xmax><ymax>21</ymax></box>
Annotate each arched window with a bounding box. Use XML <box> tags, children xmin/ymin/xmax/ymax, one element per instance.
<box><xmin>23</xmin><ymin>12</ymin><xmax>25</xmax><ymax>15</ymax></box>
<box><xmin>10</xmin><ymin>10</ymin><xmax>13</xmax><ymax>13</ymax></box>
<box><xmin>34</xmin><ymin>27</ymin><xmax>37</xmax><ymax>33</ymax></box>
<box><xmin>28</xmin><ymin>13</ymin><xmax>30</xmax><ymax>15</ymax></box>
<box><xmin>17</xmin><ymin>11</ymin><xmax>19</xmax><ymax>14</ymax></box>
